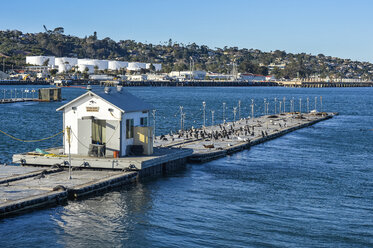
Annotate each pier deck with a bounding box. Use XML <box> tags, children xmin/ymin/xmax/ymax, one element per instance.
<box><xmin>0</xmin><ymin>165</ymin><xmax>138</xmax><ymax>217</ymax></box>
<box><xmin>13</xmin><ymin>147</ymin><xmax>193</xmax><ymax>170</ymax></box>
<box><xmin>154</xmin><ymin>112</ymin><xmax>336</xmax><ymax>162</ymax></box>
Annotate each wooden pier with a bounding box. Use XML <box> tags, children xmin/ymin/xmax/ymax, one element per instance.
<box><xmin>2</xmin><ymin>112</ymin><xmax>336</xmax><ymax>218</ymax></box>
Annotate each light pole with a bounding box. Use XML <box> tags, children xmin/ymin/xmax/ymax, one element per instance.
<box><xmin>299</xmin><ymin>98</ymin><xmax>302</xmax><ymax>113</ymax></box>
<box><xmin>202</xmin><ymin>101</ymin><xmax>206</xmax><ymax>127</ymax></box>
<box><xmin>307</xmin><ymin>97</ymin><xmax>309</xmax><ymax>113</ymax></box>
<box><xmin>320</xmin><ymin>96</ymin><xmax>323</xmax><ymax>112</ymax></box>
<box><xmin>182</xmin><ymin>113</ymin><xmax>185</xmax><ymax>130</ymax></box>
<box><xmin>152</xmin><ymin>109</ymin><xmax>156</xmax><ymax>139</ymax></box>
<box><xmin>233</xmin><ymin>107</ymin><xmax>237</xmax><ymax>122</ymax></box>
<box><xmin>223</xmin><ymin>102</ymin><xmax>226</xmax><ymax>123</ymax></box>
<box><xmin>291</xmin><ymin>97</ymin><xmax>295</xmax><ymax>113</ymax></box>
<box><xmin>211</xmin><ymin>110</ymin><xmax>215</xmax><ymax>126</ymax></box>
<box><xmin>263</xmin><ymin>98</ymin><xmax>267</xmax><ymax>115</ymax></box>
<box><xmin>274</xmin><ymin>97</ymin><xmax>277</xmax><ymax>114</ymax></box>
<box><xmin>279</xmin><ymin>101</ymin><xmax>282</xmax><ymax>114</ymax></box>
<box><xmin>251</xmin><ymin>99</ymin><xmax>254</xmax><ymax>120</ymax></box>
<box><xmin>283</xmin><ymin>97</ymin><xmax>286</xmax><ymax>113</ymax></box>
<box><xmin>179</xmin><ymin>106</ymin><xmax>184</xmax><ymax>131</ymax></box>
<box><xmin>315</xmin><ymin>96</ymin><xmax>317</xmax><ymax>112</ymax></box>
<box><xmin>266</xmin><ymin>101</ymin><xmax>269</xmax><ymax>115</ymax></box>
<box><xmin>238</xmin><ymin>100</ymin><xmax>241</xmax><ymax>120</ymax></box>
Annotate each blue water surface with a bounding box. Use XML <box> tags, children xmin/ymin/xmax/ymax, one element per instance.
<box><xmin>0</xmin><ymin>86</ymin><xmax>372</xmax><ymax>247</ymax></box>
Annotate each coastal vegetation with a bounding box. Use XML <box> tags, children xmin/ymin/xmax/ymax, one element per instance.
<box><xmin>0</xmin><ymin>29</ymin><xmax>372</xmax><ymax>80</ymax></box>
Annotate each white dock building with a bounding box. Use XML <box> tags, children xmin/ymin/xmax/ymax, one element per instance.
<box><xmin>56</xmin><ymin>86</ymin><xmax>154</xmax><ymax>158</ymax></box>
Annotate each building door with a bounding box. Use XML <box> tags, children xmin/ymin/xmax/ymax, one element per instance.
<box><xmin>105</xmin><ymin>120</ymin><xmax>120</xmax><ymax>157</ymax></box>
<box><xmin>92</xmin><ymin>119</ymin><xmax>106</xmax><ymax>145</ymax></box>
<box><xmin>78</xmin><ymin>119</ymin><xmax>92</xmax><ymax>155</ymax></box>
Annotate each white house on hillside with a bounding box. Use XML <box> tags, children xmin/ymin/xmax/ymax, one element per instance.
<box><xmin>56</xmin><ymin>86</ymin><xmax>154</xmax><ymax>158</ymax></box>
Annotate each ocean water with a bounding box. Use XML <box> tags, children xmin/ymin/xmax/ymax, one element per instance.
<box><xmin>0</xmin><ymin>86</ymin><xmax>372</xmax><ymax>247</ymax></box>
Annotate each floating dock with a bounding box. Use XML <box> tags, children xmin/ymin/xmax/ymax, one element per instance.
<box><xmin>2</xmin><ymin>112</ymin><xmax>336</xmax><ymax>218</ymax></box>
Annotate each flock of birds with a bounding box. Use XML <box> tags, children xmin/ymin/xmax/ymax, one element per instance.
<box><xmin>156</xmin><ymin>117</ymin><xmax>289</xmax><ymax>147</ymax></box>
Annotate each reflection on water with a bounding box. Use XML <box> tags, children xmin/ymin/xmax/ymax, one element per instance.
<box><xmin>53</xmin><ymin>183</ymin><xmax>155</xmax><ymax>247</ymax></box>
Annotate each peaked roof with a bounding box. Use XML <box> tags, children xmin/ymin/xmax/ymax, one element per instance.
<box><xmin>56</xmin><ymin>87</ymin><xmax>153</xmax><ymax>113</ymax></box>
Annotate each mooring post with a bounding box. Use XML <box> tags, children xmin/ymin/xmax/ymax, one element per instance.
<box><xmin>66</xmin><ymin>126</ymin><xmax>72</xmax><ymax>180</ymax></box>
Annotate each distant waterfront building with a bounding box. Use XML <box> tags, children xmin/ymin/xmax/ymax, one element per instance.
<box><xmin>89</xmin><ymin>75</ymin><xmax>115</xmax><ymax>81</ymax></box>
<box><xmin>169</xmin><ymin>70</ymin><xmax>207</xmax><ymax>80</ymax></box>
<box><xmin>206</xmin><ymin>73</ymin><xmax>231</xmax><ymax>80</ymax></box>
<box><xmin>238</xmin><ymin>73</ymin><xmax>266</xmax><ymax>81</ymax></box>
<box><xmin>146</xmin><ymin>73</ymin><xmax>170</xmax><ymax>81</ymax></box>
<box><xmin>267</xmin><ymin>63</ymin><xmax>286</xmax><ymax>73</ymax></box>
<box><xmin>127</xmin><ymin>74</ymin><xmax>148</xmax><ymax>81</ymax></box>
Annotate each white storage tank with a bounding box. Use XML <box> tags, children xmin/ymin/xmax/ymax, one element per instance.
<box><xmin>77</xmin><ymin>64</ymin><xmax>94</xmax><ymax>74</ymax></box>
<box><xmin>146</xmin><ymin>63</ymin><xmax>162</xmax><ymax>71</ymax></box>
<box><xmin>55</xmin><ymin>57</ymin><xmax>78</xmax><ymax>67</ymax></box>
<box><xmin>127</xmin><ymin>62</ymin><xmax>143</xmax><ymax>71</ymax></box>
<box><xmin>58</xmin><ymin>63</ymin><xmax>72</xmax><ymax>73</ymax></box>
<box><xmin>108</xmin><ymin>61</ymin><xmax>128</xmax><ymax>70</ymax></box>
<box><xmin>26</xmin><ymin>56</ymin><xmax>55</xmax><ymax>66</ymax></box>
<box><xmin>78</xmin><ymin>59</ymin><xmax>108</xmax><ymax>70</ymax></box>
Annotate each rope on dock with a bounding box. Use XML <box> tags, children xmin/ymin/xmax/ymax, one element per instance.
<box><xmin>0</xmin><ymin>129</ymin><xmax>64</xmax><ymax>142</ymax></box>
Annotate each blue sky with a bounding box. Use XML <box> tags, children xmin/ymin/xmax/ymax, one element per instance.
<box><xmin>1</xmin><ymin>0</ymin><xmax>373</xmax><ymax>62</ymax></box>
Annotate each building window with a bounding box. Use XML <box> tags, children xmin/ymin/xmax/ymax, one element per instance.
<box><xmin>140</xmin><ymin>117</ymin><xmax>148</xmax><ymax>126</ymax></box>
<box><xmin>126</xmin><ymin>119</ymin><xmax>134</xmax><ymax>139</ymax></box>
